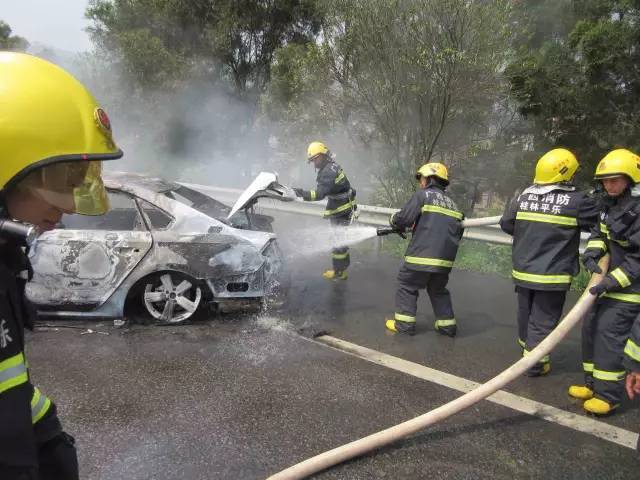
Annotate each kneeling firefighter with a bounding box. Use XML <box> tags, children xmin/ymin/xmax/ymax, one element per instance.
<box><xmin>293</xmin><ymin>142</ymin><xmax>356</xmax><ymax>280</ymax></box>
<box><xmin>500</xmin><ymin>149</ymin><xmax>599</xmax><ymax>377</ymax></box>
<box><xmin>569</xmin><ymin>149</ymin><xmax>640</xmax><ymax>415</ymax></box>
<box><xmin>383</xmin><ymin>163</ymin><xmax>463</xmax><ymax>337</ymax></box>
<box><xmin>0</xmin><ymin>53</ymin><xmax>122</xmax><ymax>478</ymax></box>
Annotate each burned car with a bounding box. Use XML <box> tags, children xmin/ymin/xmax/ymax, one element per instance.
<box><xmin>26</xmin><ymin>172</ymin><xmax>292</xmax><ymax>323</ymax></box>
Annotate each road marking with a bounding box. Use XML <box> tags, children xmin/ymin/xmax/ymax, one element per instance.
<box><xmin>314</xmin><ymin>335</ymin><xmax>640</xmax><ymax>451</ymax></box>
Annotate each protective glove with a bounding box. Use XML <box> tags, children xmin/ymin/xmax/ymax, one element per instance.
<box><xmin>626</xmin><ymin>371</ymin><xmax>640</xmax><ymax>400</ymax></box>
<box><xmin>589</xmin><ymin>275</ymin><xmax>619</xmax><ymax>296</ymax></box>
<box><xmin>292</xmin><ymin>188</ymin><xmax>304</xmax><ymax>198</ymax></box>
<box><xmin>581</xmin><ymin>249</ymin><xmax>603</xmax><ymax>274</ymax></box>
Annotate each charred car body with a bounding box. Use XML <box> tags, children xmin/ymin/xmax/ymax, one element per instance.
<box><xmin>26</xmin><ymin>172</ymin><xmax>291</xmax><ymax>323</ymax></box>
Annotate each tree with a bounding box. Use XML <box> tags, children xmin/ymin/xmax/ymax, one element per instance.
<box><xmin>506</xmin><ymin>0</ymin><xmax>640</xmax><ymax>182</ymax></box>
<box><xmin>0</xmin><ymin>21</ymin><xmax>29</xmax><ymax>51</ymax></box>
<box><xmin>264</xmin><ymin>0</ymin><xmax>512</xmax><ymax>207</ymax></box>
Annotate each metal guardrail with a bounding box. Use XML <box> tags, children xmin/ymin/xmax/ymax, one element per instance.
<box><xmin>182</xmin><ymin>183</ymin><xmax>589</xmax><ymax>249</ymax></box>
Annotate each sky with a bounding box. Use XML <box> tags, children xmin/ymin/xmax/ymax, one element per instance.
<box><xmin>1</xmin><ymin>0</ymin><xmax>92</xmax><ymax>52</ymax></box>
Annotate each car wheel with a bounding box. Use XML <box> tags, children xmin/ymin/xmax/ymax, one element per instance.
<box><xmin>143</xmin><ymin>272</ymin><xmax>202</xmax><ymax>324</ymax></box>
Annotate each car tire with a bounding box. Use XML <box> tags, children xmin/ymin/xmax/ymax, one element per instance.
<box><xmin>142</xmin><ymin>272</ymin><xmax>203</xmax><ymax>324</ymax></box>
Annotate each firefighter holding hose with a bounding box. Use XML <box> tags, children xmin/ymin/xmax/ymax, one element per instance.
<box><xmin>383</xmin><ymin>163</ymin><xmax>464</xmax><ymax>337</ymax></box>
<box><xmin>500</xmin><ymin>149</ymin><xmax>599</xmax><ymax>377</ymax></box>
<box><xmin>0</xmin><ymin>53</ymin><xmax>122</xmax><ymax>479</ymax></box>
<box><xmin>569</xmin><ymin>149</ymin><xmax>640</xmax><ymax>415</ymax></box>
<box><xmin>293</xmin><ymin>142</ymin><xmax>356</xmax><ymax>280</ymax></box>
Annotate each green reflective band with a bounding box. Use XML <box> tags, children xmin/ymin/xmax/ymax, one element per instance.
<box><xmin>404</xmin><ymin>256</ymin><xmax>454</xmax><ymax>268</ymax></box>
<box><xmin>323</xmin><ymin>201</ymin><xmax>355</xmax><ymax>217</ymax></box>
<box><xmin>435</xmin><ymin>319</ymin><xmax>456</xmax><ymax>327</ymax></box>
<box><xmin>613</xmin><ymin>238</ymin><xmax>630</xmax><ymax>247</ymax></box>
<box><xmin>593</xmin><ymin>369</ymin><xmax>626</xmax><ymax>382</ymax></box>
<box><xmin>335</xmin><ymin>171</ymin><xmax>346</xmax><ymax>184</ymax></box>
<box><xmin>0</xmin><ymin>353</ymin><xmax>28</xmax><ymax>395</ymax></box>
<box><xmin>332</xmin><ymin>252</ymin><xmax>349</xmax><ymax>260</ymax></box>
<box><xmin>610</xmin><ymin>268</ymin><xmax>631</xmax><ymax>288</ymax></box>
<box><xmin>421</xmin><ymin>205</ymin><xmax>463</xmax><ymax>220</ymax></box>
<box><xmin>310</xmin><ymin>190</ymin><xmax>317</xmax><ymax>201</ymax></box>
<box><xmin>600</xmin><ymin>222</ymin><xmax>609</xmax><ymax>234</ymax></box>
<box><xmin>624</xmin><ymin>338</ymin><xmax>640</xmax><ymax>362</ymax></box>
<box><xmin>516</xmin><ymin>212</ymin><xmax>577</xmax><ymax>226</ymax></box>
<box><xmin>583</xmin><ymin>362</ymin><xmax>594</xmax><ymax>373</ymax></box>
<box><xmin>512</xmin><ymin>269</ymin><xmax>572</xmax><ymax>284</ymax></box>
<box><xmin>517</xmin><ymin>338</ymin><xmax>526</xmax><ymax>348</ymax></box>
<box><xmin>394</xmin><ymin>313</ymin><xmax>416</xmax><ymax>322</ymax></box>
<box><xmin>602</xmin><ymin>292</ymin><xmax>640</xmax><ymax>303</ymax></box>
<box><xmin>31</xmin><ymin>387</ymin><xmax>51</xmax><ymax>424</ymax></box>
<box><xmin>586</xmin><ymin>240</ymin><xmax>607</xmax><ymax>251</ymax></box>
<box><xmin>523</xmin><ymin>349</ymin><xmax>549</xmax><ymax>364</ymax></box>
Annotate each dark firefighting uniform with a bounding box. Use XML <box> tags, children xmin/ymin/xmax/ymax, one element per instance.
<box><xmin>0</xmin><ymin>238</ymin><xmax>78</xmax><ymax>480</ymax></box>
<box><xmin>500</xmin><ymin>186</ymin><xmax>599</xmax><ymax>373</ymax></box>
<box><xmin>299</xmin><ymin>160</ymin><xmax>356</xmax><ymax>273</ymax></box>
<box><xmin>624</xmin><ymin>318</ymin><xmax>640</xmax><ymax>373</ymax></box>
<box><xmin>390</xmin><ymin>184</ymin><xmax>463</xmax><ymax>336</ymax></box>
<box><xmin>579</xmin><ymin>190</ymin><xmax>640</xmax><ymax>405</ymax></box>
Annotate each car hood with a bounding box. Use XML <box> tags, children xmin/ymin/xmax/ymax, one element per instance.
<box><xmin>226</xmin><ymin>172</ymin><xmax>296</xmax><ymax>219</ymax></box>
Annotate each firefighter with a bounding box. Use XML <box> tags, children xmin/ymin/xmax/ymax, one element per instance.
<box><xmin>0</xmin><ymin>53</ymin><xmax>122</xmax><ymax>478</ymax></box>
<box><xmin>385</xmin><ymin>163</ymin><xmax>463</xmax><ymax>337</ymax></box>
<box><xmin>500</xmin><ymin>149</ymin><xmax>599</xmax><ymax>377</ymax></box>
<box><xmin>568</xmin><ymin>149</ymin><xmax>640</xmax><ymax>415</ymax></box>
<box><xmin>293</xmin><ymin>141</ymin><xmax>356</xmax><ymax>280</ymax></box>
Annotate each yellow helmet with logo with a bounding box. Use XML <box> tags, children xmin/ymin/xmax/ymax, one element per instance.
<box><xmin>533</xmin><ymin>148</ymin><xmax>578</xmax><ymax>185</ymax></box>
<box><xmin>416</xmin><ymin>162</ymin><xmax>449</xmax><ymax>185</ymax></box>
<box><xmin>0</xmin><ymin>52</ymin><xmax>122</xmax><ymax>215</ymax></box>
<box><xmin>307</xmin><ymin>141</ymin><xmax>329</xmax><ymax>162</ymax></box>
<box><xmin>594</xmin><ymin>149</ymin><xmax>640</xmax><ymax>183</ymax></box>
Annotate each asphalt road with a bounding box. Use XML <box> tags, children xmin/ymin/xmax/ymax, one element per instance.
<box><xmin>25</xmin><ymin>213</ymin><xmax>640</xmax><ymax>479</ymax></box>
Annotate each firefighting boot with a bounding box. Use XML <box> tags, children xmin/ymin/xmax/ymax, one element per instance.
<box><xmin>583</xmin><ymin>397</ymin><xmax>619</xmax><ymax>416</ymax></box>
<box><xmin>322</xmin><ymin>270</ymin><xmax>348</xmax><ymax>280</ymax></box>
<box><xmin>385</xmin><ymin>319</ymin><xmax>416</xmax><ymax>336</ymax></box>
<box><xmin>568</xmin><ymin>385</ymin><xmax>594</xmax><ymax>400</ymax></box>
<box><xmin>526</xmin><ymin>362</ymin><xmax>551</xmax><ymax>377</ymax></box>
<box><xmin>434</xmin><ymin>320</ymin><xmax>457</xmax><ymax>338</ymax></box>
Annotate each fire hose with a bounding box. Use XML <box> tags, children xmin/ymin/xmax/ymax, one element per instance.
<box><xmin>266</xmin><ymin>255</ymin><xmax>609</xmax><ymax>480</ymax></box>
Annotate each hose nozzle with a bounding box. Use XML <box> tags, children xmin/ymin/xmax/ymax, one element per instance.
<box><xmin>376</xmin><ymin>226</ymin><xmax>406</xmax><ymax>239</ymax></box>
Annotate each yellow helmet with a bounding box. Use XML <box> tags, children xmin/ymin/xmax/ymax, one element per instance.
<box><xmin>0</xmin><ymin>52</ymin><xmax>122</xmax><ymax>215</ymax></box>
<box><xmin>307</xmin><ymin>141</ymin><xmax>329</xmax><ymax>161</ymax></box>
<box><xmin>416</xmin><ymin>162</ymin><xmax>449</xmax><ymax>185</ymax></box>
<box><xmin>533</xmin><ymin>148</ymin><xmax>578</xmax><ymax>184</ymax></box>
<box><xmin>594</xmin><ymin>149</ymin><xmax>640</xmax><ymax>183</ymax></box>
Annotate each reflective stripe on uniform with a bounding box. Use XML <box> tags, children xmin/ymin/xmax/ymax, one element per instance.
<box><xmin>323</xmin><ymin>201</ymin><xmax>354</xmax><ymax>217</ymax></box>
<box><xmin>583</xmin><ymin>362</ymin><xmax>594</xmax><ymax>373</ymax></box>
<box><xmin>421</xmin><ymin>205</ymin><xmax>463</xmax><ymax>220</ymax></box>
<box><xmin>335</xmin><ymin>171</ymin><xmax>346</xmax><ymax>184</ymax></box>
<box><xmin>586</xmin><ymin>240</ymin><xmax>606</xmax><ymax>251</ymax></box>
<box><xmin>516</xmin><ymin>212</ymin><xmax>577</xmax><ymax>227</ymax></box>
<box><xmin>600</xmin><ymin>222</ymin><xmax>608</xmax><ymax>234</ymax></box>
<box><xmin>511</xmin><ymin>269</ymin><xmax>572</xmax><ymax>284</ymax></box>
<box><xmin>624</xmin><ymin>338</ymin><xmax>640</xmax><ymax>362</ymax></box>
<box><xmin>600</xmin><ymin>223</ymin><xmax>630</xmax><ymax>246</ymax></box>
<box><xmin>31</xmin><ymin>387</ymin><xmax>51</xmax><ymax>424</ymax></box>
<box><xmin>0</xmin><ymin>352</ymin><xmax>28</xmax><ymax>395</ymax></box>
<box><xmin>310</xmin><ymin>190</ymin><xmax>317</xmax><ymax>201</ymax></box>
<box><xmin>523</xmin><ymin>348</ymin><xmax>549</xmax><ymax>364</ymax></box>
<box><xmin>332</xmin><ymin>252</ymin><xmax>349</xmax><ymax>260</ymax></box>
<box><xmin>602</xmin><ymin>292</ymin><xmax>640</xmax><ymax>303</ymax></box>
<box><xmin>517</xmin><ymin>338</ymin><xmax>525</xmax><ymax>349</ymax></box>
<box><xmin>404</xmin><ymin>256</ymin><xmax>454</xmax><ymax>268</ymax></box>
<box><xmin>610</xmin><ymin>268</ymin><xmax>631</xmax><ymax>288</ymax></box>
<box><xmin>394</xmin><ymin>313</ymin><xmax>416</xmax><ymax>323</ymax></box>
<box><xmin>593</xmin><ymin>369</ymin><xmax>626</xmax><ymax>382</ymax></box>
<box><xmin>435</xmin><ymin>319</ymin><xmax>456</xmax><ymax>327</ymax></box>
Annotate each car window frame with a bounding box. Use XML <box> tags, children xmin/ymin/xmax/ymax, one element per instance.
<box><xmin>135</xmin><ymin>197</ymin><xmax>176</xmax><ymax>231</ymax></box>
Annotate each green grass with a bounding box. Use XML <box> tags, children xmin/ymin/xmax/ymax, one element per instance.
<box><xmin>378</xmin><ymin>236</ymin><xmax>590</xmax><ymax>291</ymax></box>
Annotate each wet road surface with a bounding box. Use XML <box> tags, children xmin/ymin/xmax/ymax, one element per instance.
<box><xmin>25</xmin><ymin>213</ymin><xmax>640</xmax><ymax>479</ymax></box>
